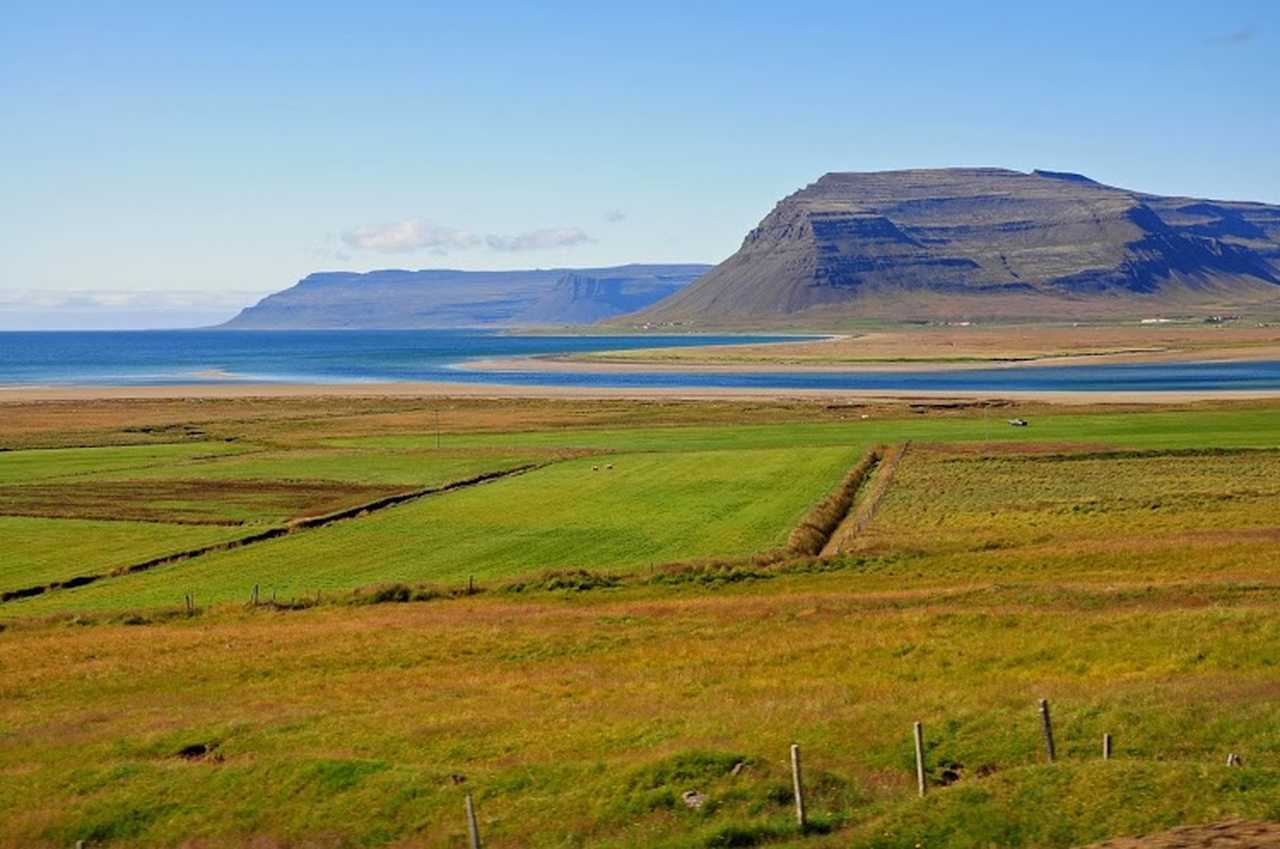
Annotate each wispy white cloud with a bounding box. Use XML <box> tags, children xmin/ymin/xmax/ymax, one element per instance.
<box><xmin>308</xmin><ymin>233</ymin><xmax>354</xmax><ymax>264</ymax></box>
<box><xmin>341</xmin><ymin>218</ymin><xmax>482</xmax><ymax>254</ymax></box>
<box><xmin>603</xmin><ymin>209</ymin><xmax>628</xmax><ymax>223</ymax></box>
<box><xmin>340</xmin><ymin>218</ymin><xmax>596</xmax><ymax>255</ymax></box>
<box><xmin>485</xmin><ymin>227</ymin><xmax>595</xmax><ymax>252</ymax></box>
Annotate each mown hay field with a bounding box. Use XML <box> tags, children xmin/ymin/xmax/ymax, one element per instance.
<box><xmin>0</xmin><ymin>441</ymin><xmax>247</xmax><ymax>485</ymax></box>
<box><xmin>87</xmin><ymin>446</ymin><xmax>555</xmax><ymax>487</ymax></box>
<box><xmin>4</xmin><ymin>400</ymin><xmax>1280</xmax><ymax>614</ymax></box>
<box><xmin>0</xmin><ymin>516</ymin><xmax>252</xmax><ymax>592</ymax></box>
<box><xmin>357</xmin><ymin>407</ymin><xmax>1280</xmax><ymax>455</ymax></box>
<box><xmin>5</xmin><ymin>445</ymin><xmax>861</xmax><ymax>616</ymax></box>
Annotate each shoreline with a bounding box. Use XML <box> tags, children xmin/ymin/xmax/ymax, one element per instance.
<box><xmin>5</xmin><ymin>381</ymin><xmax>1280</xmax><ymax>406</ymax></box>
<box><xmin>474</xmin><ymin>343</ymin><xmax>1280</xmax><ymax>374</ymax></box>
<box><xmin>459</xmin><ymin>351</ymin><xmax>1226</xmax><ymax>375</ymax></box>
<box><xmin>5</xmin><ymin>329</ymin><xmax>1280</xmax><ymax>406</ymax></box>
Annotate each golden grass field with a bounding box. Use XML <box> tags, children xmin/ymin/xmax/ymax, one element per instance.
<box><xmin>4</xmin><ymin>394</ymin><xmax>1280</xmax><ymax>848</ymax></box>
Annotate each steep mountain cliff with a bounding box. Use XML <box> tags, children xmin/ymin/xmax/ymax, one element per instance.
<box><xmin>630</xmin><ymin>169</ymin><xmax>1280</xmax><ymax>325</ymax></box>
<box><xmin>221</xmin><ymin>264</ymin><xmax>710</xmax><ymax>329</ymax></box>
<box><xmin>519</xmin><ymin>272</ymin><xmax>692</xmax><ymax>324</ymax></box>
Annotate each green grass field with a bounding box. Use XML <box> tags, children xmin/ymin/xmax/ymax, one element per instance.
<box><xmin>4</xmin><ymin>396</ymin><xmax>1280</xmax><ymax>848</ymax></box>
<box><xmin>6</xmin><ymin>445</ymin><xmax>859</xmax><ymax>615</ymax></box>
<box><xmin>5</xmin><ymin>402</ymin><xmax>1280</xmax><ymax>617</ymax></box>
<box><xmin>0</xmin><ymin>516</ymin><xmax>252</xmax><ymax>593</ymax></box>
<box><xmin>0</xmin><ymin>441</ymin><xmax>246</xmax><ymax>484</ymax></box>
<box><xmin>89</xmin><ymin>445</ymin><xmax>552</xmax><ymax>487</ymax></box>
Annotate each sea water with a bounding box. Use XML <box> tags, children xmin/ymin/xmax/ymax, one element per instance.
<box><xmin>2</xmin><ymin>329</ymin><xmax>1280</xmax><ymax>392</ymax></box>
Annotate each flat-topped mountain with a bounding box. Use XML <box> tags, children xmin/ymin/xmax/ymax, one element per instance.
<box><xmin>221</xmin><ymin>264</ymin><xmax>710</xmax><ymax>329</ymax></box>
<box><xmin>630</xmin><ymin>169</ymin><xmax>1280</xmax><ymax>325</ymax></box>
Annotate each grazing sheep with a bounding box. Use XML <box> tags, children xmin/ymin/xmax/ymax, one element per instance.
<box><xmin>606</xmin><ymin>463</ymin><xmax>614</xmax><ymax>470</ymax></box>
<box><xmin>592</xmin><ymin>465</ymin><xmax>599</xmax><ymax>471</ymax></box>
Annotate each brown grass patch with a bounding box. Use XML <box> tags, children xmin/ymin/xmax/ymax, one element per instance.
<box><xmin>0</xmin><ymin>479</ymin><xmax>401</xmax><ymax>524</ymax></box>
<box><xmin>0</xmin><ymin>396</ymin><xmax>911</xmax><ymax>449</ymax></box>
<box><xmin>926</xmin><ymin>441</ymin><xmax>1115</xmax><ymax>457</ymax></box>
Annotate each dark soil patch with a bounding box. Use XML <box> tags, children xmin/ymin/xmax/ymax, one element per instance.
<box><xmin>175</xmin><ymin>741</ymin><xmax>219</xmax><ymax>761</ymax></box>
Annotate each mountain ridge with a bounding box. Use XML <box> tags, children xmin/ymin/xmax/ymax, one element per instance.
<box><xmin>221</xmin><ymin>264</ymin><xmax>711</xmax><ymax>329</ymax></box>
<box><xmin>627</xmin><ymin>168</ymin><xmax>1280</xmax><ymax>326</ymax></box>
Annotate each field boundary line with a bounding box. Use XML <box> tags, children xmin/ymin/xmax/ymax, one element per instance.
<box><xmin>0</xmin><ymin>462</ymin><xmax>546</xmax><ymax>604</ymax></box>
<box><xmin>785</xmin><ymin>446</ymin><xmax>883</xmax><ymax>557</ymax></box>
<box><xmin>823</xmin><ymin>441</ymin><xmax>909</xmax><ymax>555</ymax></box>
<box><xmin>816</xmin><ymin>448</ymin><xmax>883</xmax><ymax>558</ymax></box>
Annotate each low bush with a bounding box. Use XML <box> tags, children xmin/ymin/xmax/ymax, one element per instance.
<box><xmin>502</xmin><ymin>569</ymin><xmax>622</xmax><ymax>593</ymax></box>
<box><xmin>348</xmin><ymin>582</ymin><xmax>445</xmax><ymax>605</ymax></box>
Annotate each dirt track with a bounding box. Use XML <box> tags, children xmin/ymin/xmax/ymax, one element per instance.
<box><xmin>1081</xmin><ymin>821</ymin><xmax>1280</xmax><ymax>848</ymax></box>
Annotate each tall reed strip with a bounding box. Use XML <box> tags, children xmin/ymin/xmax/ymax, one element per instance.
<box><xmin>786</xmin><ymin>447</ymin><xmax>883</xmax><ymax>556</ymax></box>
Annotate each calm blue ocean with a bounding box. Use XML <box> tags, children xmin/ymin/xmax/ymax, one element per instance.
<box><xmin>0</xmin><ymin>330</ymin><xmax>792</xmax><ymax>386</ymax></box>
<box><xmin>2</xmin><ymin>329</ymin><xmax>1280</xmax><ymax>392</ymax></box>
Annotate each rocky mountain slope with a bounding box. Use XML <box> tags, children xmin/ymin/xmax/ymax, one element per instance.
<box><xmin>517</xmin><ymin>271</ymin><xmax>692</xmax><ymax>324</ymax></box>
<box><xmin>630</xmin><ymin>169</ymin><xmax>1280</xmax><ymax>325</ymax></box>
<box><xmin>221</xmin><ymin>264</ymin><xmax>709</xmax><ymax>329</ymax></box>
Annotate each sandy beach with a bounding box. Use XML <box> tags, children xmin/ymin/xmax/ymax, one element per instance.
<box><xmin>476</xmin><ymin>326</ymin><xmax>1280</xmax><ymax>374</ymax></box>
<box><xmin>460</xmin><ymin>348</ymin><xmax>1280</xmax><ymax>375</ymax></box>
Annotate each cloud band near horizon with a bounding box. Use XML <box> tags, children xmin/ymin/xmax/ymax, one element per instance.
<box><xmin>342</xmin><ymin>218</ymin><xmax>595</xmax><ymax>255</ymax></box>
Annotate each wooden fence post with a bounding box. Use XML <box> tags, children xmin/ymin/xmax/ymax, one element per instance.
<box><xmin>790</xmin><ymin>744</ymin><xmax>806</xmax><ymax>828</ymax></box>
<box><xmin>1102</xmin><ymin>733</ymin><xmax>1112</xmax><ymax>760</ymax></box>
<box><xmin>465</xmin><ymin>793</ymin><xmax>482</xmax><ymax>849</ymax></box>
<box><xmin>1038</xmin><ymin>699</ymin><xmax>1056</xmax><ymax>763</ymax></box>
<box><xmin>914</xmin><ymin>721</ymin><xmax>927</xmax><ymax>797</ymax></box>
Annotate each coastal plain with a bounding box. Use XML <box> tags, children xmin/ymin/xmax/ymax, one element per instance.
<box><xmin>568</xmin><ymin>323</ymin><xmax>1280</xmax><ymax>369</ymax></box>
<box><xmin>4</xmin><ymin>390</ymin><xmax>1280</xmax><ymax>848</ymax></box>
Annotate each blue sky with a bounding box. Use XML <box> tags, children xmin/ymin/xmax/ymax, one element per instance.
<box><xmin>1</xmin><ymin>1</ymin><xmax>1276</xmax><ymax>327</ymax></box>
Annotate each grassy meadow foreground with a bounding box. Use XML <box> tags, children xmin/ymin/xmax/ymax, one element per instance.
<box><xmin>4</xmin><ymin>394</ymin><xmax>1280</xmax><ymax>847</ymax></box>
